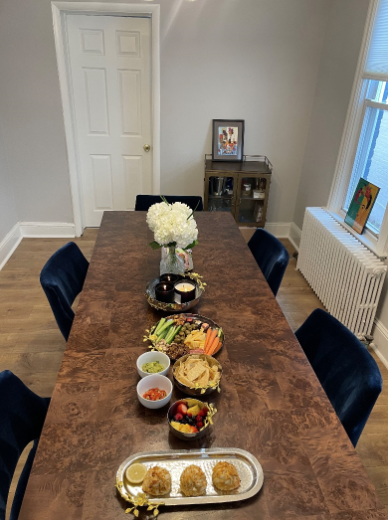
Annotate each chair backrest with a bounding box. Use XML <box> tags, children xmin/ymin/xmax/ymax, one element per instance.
<box><xmin>295</xmin><ymin>308</ymin><xmax>382</xmax><ymax>446</ymax></box>
<box><xmin>135</xmin><ymin>195</ymin><xmax>203</xmax><ymax>212</ymax></box>
<box><xmin>40</xmin><ymin>242</ymin><xmax>89</xmax><ymax>341</ymax></box>
<box><xmin>0</xmin><ymin>371</ymin><xmax>50</xmax><ymax>520</ymax></box>
<box><xmin>247</xmin><ymin>228</ymin><xmax>289</xmax><ymax>296</ymax></box>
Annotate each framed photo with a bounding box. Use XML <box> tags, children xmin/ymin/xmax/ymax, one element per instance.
<box><xmin>344</xmin><ymin>178</ymin><xmax>380</xmax><ymax>234</ymax></box>
<box><xmin>212</xmin><ymin>119</ymin><xmax>244</xmax><ymax>161</ymax></box>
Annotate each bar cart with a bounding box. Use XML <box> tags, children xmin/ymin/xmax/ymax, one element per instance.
<box><xmin>204</xmin><ymin>155</ymin><xmax>272</xmax><ymax>227</ymax></box>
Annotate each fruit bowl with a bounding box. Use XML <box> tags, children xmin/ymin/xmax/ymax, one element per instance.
<box><xmin>167</xmin><ymin>398</ymin><xmax>216</xmax><ymax>441</ymax></box>
<box><xmin>172</xmin><ymin>354</ymin><xmax>222</xmax><ymax>396</ymax></box>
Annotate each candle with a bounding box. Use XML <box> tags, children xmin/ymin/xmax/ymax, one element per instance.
<box><xmin>160</xmin><ymin>273</ymin><xmax>180</xmax><ymax>284</ymax></box>
<box><xmin>154</xmin><ymin>282</ymin><xmax>175</xmax><ymax>303</ymax></box>
<box><xmin>174</xmin><ymin>281</ymin><xmax>196</xmax><ymax>303</ymax></box>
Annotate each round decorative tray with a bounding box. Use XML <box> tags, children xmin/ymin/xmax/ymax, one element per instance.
<box><xmin>146</xmin><ymin>277</ymin><xmax>202</xmax><ymax>312</ymax></box>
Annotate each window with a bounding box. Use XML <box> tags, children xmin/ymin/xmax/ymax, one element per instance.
<box><xmin>328</xmin><ymin>0</ymin><xmax>388</xmax><ymax>256</ymax></box>
<box><xmin>344</xmin><ymin>80</ymin><xmax>388</xmax><ymax>234</ymax></box>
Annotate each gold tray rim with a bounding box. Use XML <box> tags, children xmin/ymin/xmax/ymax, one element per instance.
<box><xmin>116</xmin><ymin>447</ymin><xmax>264</xmax><ymax>506</ymax></box>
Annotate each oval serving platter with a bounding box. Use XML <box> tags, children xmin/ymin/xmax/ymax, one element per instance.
<box><xmin>146</xmin><ymin>277</ymin><xmax>202</xmax><ymax>313</ymax></box>
<box><xmin>149</xmin><ymin>313</ymin><xmax>224</xmax><ymax>357</ymax></box>
<box><xmin>116</xmin><ymin>448</ymin><xmax>264</xmax><ymax>507</ymax></box>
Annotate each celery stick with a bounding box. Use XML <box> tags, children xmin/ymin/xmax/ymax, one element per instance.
<box><xmin>165</xmin><ymin>326</ymin><xmax>176</xmax><ymax>344</ymax></box>
<box><xmin>169</xmin><ymin>325</ymin><xmax>181</xmax><ymax>344</ymax></box>
<box><xmin>154</xmin><ymin>318</ymin><xmax>166</xmax><ymax>336</ymax></box>
<box><xmin>157</xmin><ymin>328</ymin><xmax>168</xmax><ymax>341</ymax></box>
<box><xmin>156</xmin><ymin>319</ymin><xmax>174</xmax><ymax>336</ymax></box>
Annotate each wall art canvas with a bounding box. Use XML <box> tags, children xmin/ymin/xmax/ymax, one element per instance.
<box><xmin>344</xmin><ymin>178</ymin><xmax>380</xmax><ymax>234</ymax></box>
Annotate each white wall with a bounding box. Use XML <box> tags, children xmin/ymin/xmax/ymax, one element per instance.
<box><xmin>293</xmin><ymin>0</ymin><xmax>370</xmax><ymax>229</ymax></box>
<box><xmin>0</xmin><ymin>0</ymin><xmax>334</xmax><ymax>227</ymax></box>
<box><xmin>0</xmin><ymin>121</ymin><xmax>18</xmax><ymax>244</ymax></box>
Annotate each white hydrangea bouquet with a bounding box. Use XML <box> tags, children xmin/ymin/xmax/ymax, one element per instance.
<box><xmin>146</xmin><ymin>198</ymin><xmax>198</xmax><ymax>274</ymax></box>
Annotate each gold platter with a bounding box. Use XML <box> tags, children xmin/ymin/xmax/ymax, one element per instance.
<box><xmin>116</xmin><ymin>448</ymin><xmax>264</xmax><ymax>507</ymax></box>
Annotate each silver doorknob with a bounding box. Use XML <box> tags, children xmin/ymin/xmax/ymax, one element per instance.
<box><xmin>143</xmin><ymin>144</ymin><xmax>151</xmax><ymax>152</ymax></box>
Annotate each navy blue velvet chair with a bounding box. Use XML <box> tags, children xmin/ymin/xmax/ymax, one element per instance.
<box><xmin>247</xmin><ymin>228</ymin><xmax>289</xmax><ymax>296</ymax></box>
<box><xmin>135</xmin><ymin>195</ymin><xmax>203</xmax><ymax>211</ymax></box>
<box><xmin>295</xmin><ymin>309</ymin><xmax>382</xmax><ymax>447</ymax></box>
<box><xmin>40</xmin><ymin>242</ymin><xmax>89</xmax><ymax>341</ymax></box>
<box><xmin>0</xmin><ymin>370</ymin><xmax>50</xmax><ymax>520</ymax></box>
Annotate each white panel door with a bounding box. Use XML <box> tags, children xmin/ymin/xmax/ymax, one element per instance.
<box><xmin>66</xmin><ymin>14</ymin><xmax>152</xmax><ymax>227</ymax></box>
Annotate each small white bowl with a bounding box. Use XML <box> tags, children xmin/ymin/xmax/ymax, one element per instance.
<box><xmin>136</xmin><ymin>351</ymin><xmax>170</xmax><ymax>378</ymax></box>
<box><xmin>137</xmin><ymin>374</ymin><xmax>173</xmax><ymax>409</ymax></box>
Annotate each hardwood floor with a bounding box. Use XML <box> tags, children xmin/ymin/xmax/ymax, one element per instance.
<box><xmin>1</xmin><ymin>228</ymin><xmax>388</xmax><ymax>517</ymax></box>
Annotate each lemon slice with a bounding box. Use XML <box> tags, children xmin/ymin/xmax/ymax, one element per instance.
<box><xmin>125</xmin><ymin>463</ymin><xmax>147</xmax><ymax>484</ymax></box>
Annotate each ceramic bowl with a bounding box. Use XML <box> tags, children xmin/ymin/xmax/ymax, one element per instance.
<box><xmin>172</xmin><ymin>354</ymin><xmax>222</xmax><ymax>396</ymax></box>
<box><xmin>136</xmin><ymin>351</ymin><xmax>170</xmax><ymax>378</ymax></box>
<box><xmin>167</xmin><ymin>398</ymin><xmax>212</xmax><ymax>440</ymax></box>
<box><xmin>136</xmin><ymin>374</ymin><xmax>173</xmax><ymax>409</ymax></box>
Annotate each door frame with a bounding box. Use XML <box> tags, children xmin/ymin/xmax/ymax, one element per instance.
<box><xmin>52</xmin><ymin>2</ymin><xmax>160</xmax><ymax>235</ymax></box>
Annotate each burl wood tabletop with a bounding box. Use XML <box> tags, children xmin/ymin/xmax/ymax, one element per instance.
<box><xmin>18</xmin><ymin>212</ymin><xmax>387</xmax><ymax>520</ymax></box>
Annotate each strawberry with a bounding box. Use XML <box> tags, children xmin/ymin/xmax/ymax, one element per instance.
<box><xmin>177</xmin><ymin>403</ymin><xmax>188</xmax><ymax>415</ymax></box>
<box><xmin>197</xmin><ymin>408</ymin><xmax>207</xmax><ymax>418</ymax></box>
<box><xmin>174</xmin><ymin>413</ymin><xmax>183</xmax><ymax>421</ymax></box>
<box><xmin>187</xmin><ymin>413</ymin><xmax>192</xmax><ymax>418</ymax></box>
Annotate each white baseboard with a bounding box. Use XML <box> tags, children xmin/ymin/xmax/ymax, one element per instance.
<box><xmin>264</xmin><ymin>222</ymin><xmax>291</xmax><ymax>238</ymax></box>
<box><xmin>0</xmin><ymin>223</ymin><xmax>23</xmax><ymax>271</ymax></box>
<box><xmin>0</xmin><ymin>222</ymin><xmax>76</xmax><ymax>272</ymax></box>
<box><xmin>20</xmin><ymin>222</ymin><xmax>76</xmax><ymax>238</ymax></box>
<box><xmin>289</xmin><ymin>222</ymin><xmax>302</xmax><ymax>251</ymax></box>
<box><xmin>371</xmin><ymin>319</ymin><xmax>388</xmax><ymax>370</ymax></box>
<box><xmin>240</xmin><ymin>221</ymin><xmax>300</xmax><ymax>248</ymax></box>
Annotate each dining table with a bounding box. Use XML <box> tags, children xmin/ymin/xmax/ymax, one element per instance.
<box><xmin>18</xmin><ymin>211</ymin><xmax>388</xmax><ymax>520</ymax></box>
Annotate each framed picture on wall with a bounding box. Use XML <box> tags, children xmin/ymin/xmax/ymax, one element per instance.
<box><xmin>212</xmin><ymin>119</ymin><xmax>244</xmax><ymax>161</ymax></box>
<box><xmin>344</xmin><ymin>178</ymin><xmax>380</xmax><ymax>234</ymax></box>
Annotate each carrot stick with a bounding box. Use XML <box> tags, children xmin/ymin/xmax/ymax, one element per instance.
<box><xmin>204</xmin><ymin>328</ymin><xmax>212</xmax><ymax>351</ymax></box>
<box><xmin>205</xmin><ymin>329</ymin><xmax>218</xmax><ymax>354</ymax></box>
<box><xmin>208</xmin><ymin>337</ymin><xmax>220</xmax><ymax>356</ymax></box>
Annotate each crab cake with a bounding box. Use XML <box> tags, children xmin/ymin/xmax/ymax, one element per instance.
<box><xmin>180</xmin><ymin>465</ymin><xmax>207</xmax><ymax>496</ymax></box>
<box><xmin>212</xmin><ymin>461</ymin><xmax>240</xmax><ymax>491</ymax></box>
<box><xmin>142</xmin><ymin>466</ymin><xmax>171</xmax><ymax>496</ymax></box>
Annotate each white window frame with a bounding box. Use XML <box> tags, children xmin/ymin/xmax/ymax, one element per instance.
<box><xmin>327</xmin><ymin>0</ymin><xmax>388</xmax><ymax>258</ymax></box>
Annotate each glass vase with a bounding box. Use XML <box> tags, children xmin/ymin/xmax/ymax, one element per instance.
<box><xmin>160</xmin><ymin>245</ymin><xmax>185</xmax><ymax>275</ymax></box>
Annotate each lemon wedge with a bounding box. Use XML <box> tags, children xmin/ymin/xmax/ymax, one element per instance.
<box><xmin>125</xmin><ymin>463</ymin><xmax>147</xmax><ymax>484</ymax></box>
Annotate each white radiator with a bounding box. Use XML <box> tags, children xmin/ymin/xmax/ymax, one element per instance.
<box><xmin>297</xmin><ymin>207</ymin><xmax>387</xmax><ymax>337</ymax></box>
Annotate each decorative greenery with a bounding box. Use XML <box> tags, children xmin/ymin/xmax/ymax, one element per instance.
<box><xmin>203</xmin><ymin>403</ymin><xmax>217</xmax><ymax>425</ymax></box>
<box><xmin>189</xmin><ymin>379</ymin><xmax>221</xmax><ymax>394</ymax></box>
<box><xmin>185</xmin><ymin>272</ymin><xmax>207</xmax><ymax>292</ymax></box>
<box><xmin>116</xmin><ymin>482</ymin><xmax>164</xmax><ymax>517</ymax></box>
